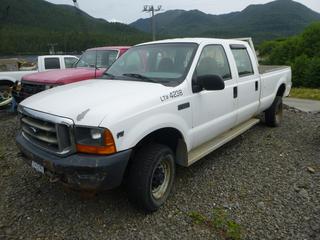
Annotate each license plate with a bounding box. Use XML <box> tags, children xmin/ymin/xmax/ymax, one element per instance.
<box><xmin>31</xmin><ymin>161</ymin><xmax>44</xmax><ymax>174</ymax></box>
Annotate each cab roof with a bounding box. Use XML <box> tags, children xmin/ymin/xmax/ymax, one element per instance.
<box><xmin>86</xmin><ymin>46</ymin><xmax>131</xmax><ymax>51</ymax></box>
<box><xmin>136</xmin><ymin>38</ymin><xmax>248</xmax><ymax>46</ymax></box>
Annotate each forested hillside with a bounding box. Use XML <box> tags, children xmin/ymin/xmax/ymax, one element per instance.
<box><xmin>1</xmin><ymin>0</ymin><xmax>320</xmax><ymax>55</ymax></box>
<box><xmin>259</xmin><ymin>22</ymin><xmax>320</xmax><ymax>88</ymax></box>
<box><xmin>0</xmin><ymin>0</ymin><xmax>150</xmax><ymax>54</ymax></box>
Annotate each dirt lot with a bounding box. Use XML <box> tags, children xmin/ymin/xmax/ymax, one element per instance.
<box><xmin>0</xmin><ymin>108</ymin><xmax>319</xmax><ymax>240</ymax></box>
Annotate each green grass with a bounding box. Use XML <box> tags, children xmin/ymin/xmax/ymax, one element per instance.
<box><xmin>189</xmin><ymin>209</ymin><xmax>243</xmax><ymax>240</ymax></box>
<box><xmin>290</xmin><ymin>88</ymin><xmax>320</xmax><ymax>101</ymax></box>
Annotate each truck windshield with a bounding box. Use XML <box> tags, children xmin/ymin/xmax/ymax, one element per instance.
<box><xmin>103</xmin><ymin>43</ymin><xmax>198</xmax><ymax>86</ymax></box>
<box><xmin>75</xmin><ymin>50</ymin><xmax>118</xmax><ymax>69</ymax></box>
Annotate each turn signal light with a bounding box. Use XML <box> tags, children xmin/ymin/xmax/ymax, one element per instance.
<box><xmin>76</xmin><ymin>129</ymin><xmax>116</xmax><ymax>155</ymax></box>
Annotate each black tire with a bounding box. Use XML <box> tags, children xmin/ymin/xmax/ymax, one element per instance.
<box><xmin>265</xmin><ymin>96</ymin><xmax>283</xmax><ymax>127</ymax></box>
<box><xmin>127</xmin><ymin>144</ymin><xmax>175</xmax><ymax>212</ymax></box>
<box><xmin>0</xmin><ymin>84</ymin><xmax>13</xmax><ymax>109</ymax></box>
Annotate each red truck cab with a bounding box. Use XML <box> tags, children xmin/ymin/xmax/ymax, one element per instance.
<box><xmin>14</xmin><ymin>46</ymin><xmax>130</xmax><ymax>103</ymax></box>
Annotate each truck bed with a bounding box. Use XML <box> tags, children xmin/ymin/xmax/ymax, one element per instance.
<box><xmin>258</xmin><ymin>65</ymin><xmax>289</xmax><ymax>74</ymax></box>
<box><xmin>259</xmin><ymin>64</ymin><xmax>292</xmax><ymax>110</ymax></box>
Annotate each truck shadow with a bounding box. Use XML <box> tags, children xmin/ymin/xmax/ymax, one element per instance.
<box><xmin>6</xmin><ymin>122</ymin><xmax>268</xmax><ymax>215</ymax></box>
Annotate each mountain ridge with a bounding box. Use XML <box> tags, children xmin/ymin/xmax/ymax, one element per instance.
<box><xmin>130</xmin><ymin>0</ymin><xmax>320</xmax><ymax>42</ymax></box>
<box><xmin>0</xmin><ymin>0</ymin><xmax>141</xmax><ymax>34</ymax></box>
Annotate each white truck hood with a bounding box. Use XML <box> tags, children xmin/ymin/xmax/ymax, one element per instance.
<box><xmin>20</xmin><ymin>79</ymin><xmax>170</xmax><ymax>126</ymax></box>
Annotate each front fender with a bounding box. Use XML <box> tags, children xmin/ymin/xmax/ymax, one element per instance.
<box><xmin>115</xmin><ymin>112</ymin><xmax>190</xmax><ymax>152</ymax></box>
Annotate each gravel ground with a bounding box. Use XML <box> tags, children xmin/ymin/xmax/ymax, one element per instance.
<box><xmin>0</xmin><ymin>108</ymin><xmax>319</xmax><ymax>240</ymax></box>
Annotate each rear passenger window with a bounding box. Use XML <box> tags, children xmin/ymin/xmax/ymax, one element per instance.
<box><xmin>44</xmin><ymin>58</ymin><xmax>60</xmax><ymax>70</ymax></box>
<box><xmin>196</xmin><ymin>45</ymin><xmax>232</xmax><ymax>80</ymax></box>
<box><xmin>231</xmin><ymin>48</ymin><xmax>254</xmax><ymax>77</ymax></box>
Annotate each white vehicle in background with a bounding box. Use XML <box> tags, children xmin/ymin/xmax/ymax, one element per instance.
<box><xmin>0</xmin><ymin>55</ymin><xmax>78</xmax><ymax>108</ymax></box>
<box><xmin>17</xmin><ymin>38</ymin><xmax>291</xmax><ymax>212</ymax></box>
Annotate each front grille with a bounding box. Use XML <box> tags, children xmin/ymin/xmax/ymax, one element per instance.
<box><xmin>20</xmin><ymin>109</ymin><xmax>74</xmax><ymax>155</ymax></box>
<box><xmin>21</xmin><ymin>83</ymin><xmax>45</xmax><ymax>95</ymax></box>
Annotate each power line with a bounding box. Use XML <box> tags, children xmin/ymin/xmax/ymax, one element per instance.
<box><xmin>143</xmin><ymin>5</ymin><xmax>162</xmax><ymax>41</ymax></box>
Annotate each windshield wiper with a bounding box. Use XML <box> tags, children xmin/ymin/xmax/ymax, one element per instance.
<box><xmin>122</xmin><ymin>73</ymin><xmax>159</xmax><ymax>83</ymax></box>
<box><xmin>103</xmin><ymin>72</ymin><xmax>115</xmax><ymax>79</ymax></box>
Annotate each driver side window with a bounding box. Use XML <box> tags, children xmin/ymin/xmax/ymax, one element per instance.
<box><xmin>196</xmin><ymin>45</ymin><xmax>232</xmax><ymax>80</ymax></box>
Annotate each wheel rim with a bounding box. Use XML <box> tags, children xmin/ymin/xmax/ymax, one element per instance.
<box><xmin>275</xmin><ymin>102</ymin><xmax>283</xmax><ymax>124</ymax></box>
<box><xmin>151</xmin><ymin>155</ymin><xmax>171</xmax><ymax>200</ymax></box>
<box><xmin>0</xmin><ymin>87</ymin><xmax>12</xmax><ymax>105</ymax></box>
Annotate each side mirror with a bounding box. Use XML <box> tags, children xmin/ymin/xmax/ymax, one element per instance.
<box><xmin>193</xmin><ymin>74</ymin><xmax>225</xmax><ymax>92</ymax></box>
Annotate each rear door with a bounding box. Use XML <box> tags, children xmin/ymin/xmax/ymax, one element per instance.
<box><xmin>230</xmin><ymin>44</ymin><xmax>260</xmax><ymax>124</ymax></box>
<box><xmin>191</xmin><ymin>44</ymin><xmax>238</xmax><ymax>148</ymax></box>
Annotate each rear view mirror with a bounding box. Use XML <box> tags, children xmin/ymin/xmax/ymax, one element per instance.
<box><xmin>195</xmin><ymin>74</ymin><xmax>225</xmax><ymax>92</ymax></box>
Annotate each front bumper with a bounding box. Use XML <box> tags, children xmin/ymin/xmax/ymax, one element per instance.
<box><xmin>12</xmin><ymin>90</ymin><xmax>24</xmax><ymax>104</ymax></box>
<box><xmin>12</xmin><ymin>82</ymin><xmax>47</xmax><ymax>103</ymax></box>
<box><xmin>12</xmin><ymin>89</ymin><xmax>32</xmax><ymax>103</ymax></box>
<box><xmin>16</xmin><ymin>133</ymin><xmax>132</xmax><ymax>191</ymax></box>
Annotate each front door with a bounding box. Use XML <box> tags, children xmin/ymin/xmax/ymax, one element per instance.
<box><xmin>191</xmin><ymin>44</ymin><xmax>238</xmax><ymax>149</ymax></box>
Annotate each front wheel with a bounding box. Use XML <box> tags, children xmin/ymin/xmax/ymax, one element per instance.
<box><xmin>265</xmin><ymin>96</ymin><xmax>283</xmax><ymax>127</ymax></box>
<box><xmin>127</xmin><ymin>144</ymin><xmax>175</xmax><ymax>212</ymax></box>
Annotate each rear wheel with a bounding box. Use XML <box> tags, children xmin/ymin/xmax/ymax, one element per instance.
<box><xmin>265</xmin><ymin>96</ymin><xmax>283</xmax><ymax>127</ymax></box>
<box><xmin>127</xmin><ymin>144</ymin><xmax>175</xmax><ymax>212</ymax></box>
<box><xmin>0</xmin><ymin>85</ymin><xmax>13</xmax><ymax>109</ymax></box>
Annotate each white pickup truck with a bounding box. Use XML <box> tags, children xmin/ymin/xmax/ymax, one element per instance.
<box><xmin>16</xmin><ymin>38</ymin><xmax>291</xmax><ymax>211</ymax></box>
<box><xmin>0</xmin><ymin>55</ymin><xmax>78</xmax><ymax>107</ymax></box>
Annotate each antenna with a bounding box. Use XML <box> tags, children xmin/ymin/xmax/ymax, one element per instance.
<box><xmin>72</xmin><ymin>0</ymin><xmax>80</xmax><ymax>9</ymax></box>
<box><xmin>143</xmin><ymin>5</ymin><xmax>163</xmax><ymax>41</ymax></box>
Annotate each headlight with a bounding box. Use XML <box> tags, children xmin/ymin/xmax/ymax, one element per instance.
<box><xmin>75</xmin><ymin>127</ymin><xmax>116</xmax><ymax>155</ymax></box>
<box><xmin>45</xmin><ymin>85</ymin><xmax>57</xmax><ymax>90</ymax></box>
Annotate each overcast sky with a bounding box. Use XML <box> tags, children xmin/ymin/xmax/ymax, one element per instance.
<box><xmin>45</xmin><ymin>0</ymin><xmax>320</xmax><ymax>24</ymax></box>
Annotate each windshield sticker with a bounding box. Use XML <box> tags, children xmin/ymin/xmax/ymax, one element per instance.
<box><xmin>160</xmin><ymin>90</ymin><xmax>183</xmax><ymax>102</ymax></box>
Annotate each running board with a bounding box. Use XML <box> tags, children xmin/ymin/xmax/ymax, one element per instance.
<box><xmin>187</xmin><ymin>118</ymin><xmax>260</xmax><ymax>166</ymax></box>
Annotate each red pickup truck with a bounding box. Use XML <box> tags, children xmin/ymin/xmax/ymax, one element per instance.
<box><xmin>14</xmin><ymin>46</ymin><xmax>130</xmax><ymax>103</ymax></box>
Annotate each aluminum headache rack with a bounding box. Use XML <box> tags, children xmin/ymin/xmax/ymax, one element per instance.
<box><xmin>232</xmin><ymin>37</ymin><xmax>259</xmax><ymax>65</ymax></box>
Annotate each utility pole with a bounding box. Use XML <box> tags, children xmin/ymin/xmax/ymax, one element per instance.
<box><xmin>47</xmin><ymin>43</ymin><xmax>58</xmax><ymax>55</ymax></box>
<box><xmin>143</xmin><ymin>5</ymin><xmax>162</xmax><ymax>41</ymax></box>
<box><xmin>72</xmin><ymin>0</ymin><xmax>80</xmax><ymax>9</ymax></box>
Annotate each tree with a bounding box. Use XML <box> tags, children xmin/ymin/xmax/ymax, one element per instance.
<box><xmin>259</xmin><ymin>22</ymin><xmax>320</xmax><ymax>88</ymax></box>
